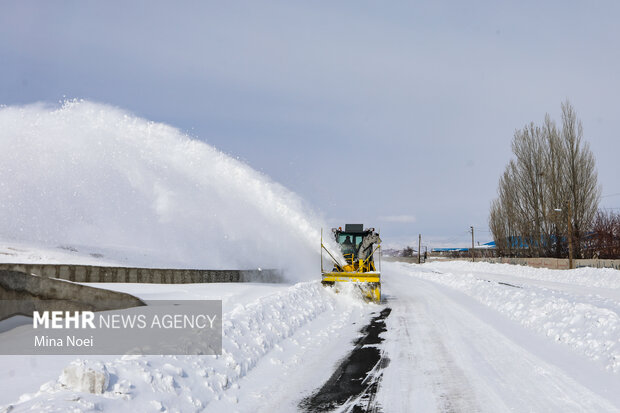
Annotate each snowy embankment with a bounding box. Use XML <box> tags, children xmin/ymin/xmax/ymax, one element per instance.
<box><xmin>427</xmin><ymin>260</ymin><xmax>620</xmax><ymax>289</ymax></box>
<box><xmin>398</xmin><ymin>261</ymin><xmax>620</xmax><ymax>373</ymax></box>
<box><xmin>1</xmin><ymin>282</ymin><xmax>372</xmax><ymax>412</ymax></box>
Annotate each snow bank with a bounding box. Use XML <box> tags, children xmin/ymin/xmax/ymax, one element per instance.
<box><xmin>425</xmin><ymin>260</ymin><xmax>620</xmax><ymax>289</ymax></box>
<box><xmin>400</xmin><ymin>262</ymin><xmax>620</xmax><ymax>373</ymax></box>
<box><xmin>1</xmin><ymin>282</ymin><xmax>365</xmax><ymax>412</ymax></box>
<box><xmin>0</xmin><ymin>100</ymin><xmax>339</xmax><ymax>279</ymax></box>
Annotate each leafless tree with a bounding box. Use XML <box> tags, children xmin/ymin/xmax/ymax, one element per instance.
<box><xmin>558</xmin><ymin>101</ymin><xmax>601</xmax><ymax>257</ymax></box>
<box><xmin>489</xmin><ymin>101</ymin><xmax>600</xmax><ymax>258</ymax></box>
<box><xmin>584</xmin><ymin>210</ymin><xmax>620</xmax><ymax>258</ymax></box>
<box><xmin>401</xmin><ymin>246</ymin><xmax>415</xmax><ymax>257</ymax></box>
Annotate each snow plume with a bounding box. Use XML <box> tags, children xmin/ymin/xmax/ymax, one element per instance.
<box><xmin>0</xmin><ymin>100</ymin><xmax>336</xmax><ymax>280</ymax></box>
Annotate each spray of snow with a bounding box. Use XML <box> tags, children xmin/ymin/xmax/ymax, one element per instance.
<box><xmin>0</xmin><ymin>100</ymin><xmax>341</xmax><ymax>280</ymax></box>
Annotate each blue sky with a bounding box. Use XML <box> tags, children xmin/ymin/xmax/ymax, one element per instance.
<box><xmin>2</xmin><ymin>1</ymin><xmax>619</xmax><ymax>248</ymax></box>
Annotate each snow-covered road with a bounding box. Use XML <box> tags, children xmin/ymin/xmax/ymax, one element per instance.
<box><xmin>378</xmin><ymin>262</ymin><xmax>620</xmax><ymax>412</ymax></box>
<box><xmin>2</xmin><ymin>261</ymin><xmax>619</xmax><ymax>412</ymax></box>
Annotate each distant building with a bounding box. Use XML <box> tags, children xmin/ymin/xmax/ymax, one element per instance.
<box><xmin>431</xmin><ymin>241</ymin><xmax>496</xmax><ymax>258</ymax></box>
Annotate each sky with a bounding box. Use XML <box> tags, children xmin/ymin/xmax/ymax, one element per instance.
<box><xmin>1</xmin><ymin>1</ymin><xmax>619</xmax><ymax>248</ymax></box>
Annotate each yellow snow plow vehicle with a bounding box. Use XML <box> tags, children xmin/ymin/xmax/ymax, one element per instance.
<box><xmin>321</xmin><ymin>224</ymin><xmax>381</xmax><ymax>303</ymax></box>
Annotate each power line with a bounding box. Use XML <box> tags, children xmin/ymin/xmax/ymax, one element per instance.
<box><xmin>602</xmin><ymin>192</ymin><xmax>620</xmax><ymax>198</ymax></box>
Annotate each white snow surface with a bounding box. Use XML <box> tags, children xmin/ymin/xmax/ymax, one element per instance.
<box><xmin>59</xmin><ymin>360</ymin><xmax>110</xmax><ymax>395</ymax></box>
<box><xmin>0</xmin><ymin>240</ymin><xmax>130</xmax><ymax>267</ymax></box>
<box><xmin>2</xmin><ymin>261</ymin><xmax>620</xmax><ymax>412</ymax></box>
<box><xmin>0</xmin><ymin>100</ymin><xmax>343</xmax><ymax>278</ymax></box>
<box><xmin>378</xmin><ymin>262</ymin><xmax>620</xmax><ymax>412</ymax></box>
<box><xmin>415</xmin><ymin>261</ymin><xmax>620</xmax><ymax>373</ymax></box>
<box><xmin>0</xmin><ymin>282</ymin><xmax>374</xmax><ymax>412</ymax></box>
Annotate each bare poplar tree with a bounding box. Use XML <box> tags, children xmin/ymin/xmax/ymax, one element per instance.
<box><xmin>489</xmin><ymin>101</ymin><xmax>600</xmax><ymax>258</ymax></box>
<box><xmin>542</xmin><ymin>115</ymin><xmax>564</xmax><ymax>256</ymax></box>
<box><xmin>558</xmin><ymin>101</ymin><xmax>601</xmax><ymax>257</ymax></box>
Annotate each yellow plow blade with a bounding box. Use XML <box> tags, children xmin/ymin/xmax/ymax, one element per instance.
<box><xmin>321</xmin><ymin>272</ymin><xmax>381</xmax><ymax>303</ymax></box>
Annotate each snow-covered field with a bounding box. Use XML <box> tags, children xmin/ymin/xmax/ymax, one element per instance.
<box><xmin>0</xmin><ymin>241</ymin><xmax>131</xmax><ymax>267</ymax></box>
<box><xmin>2</xmin><ymin>261</ymin><xmax>619</xmax><ymax>412</ymax></box>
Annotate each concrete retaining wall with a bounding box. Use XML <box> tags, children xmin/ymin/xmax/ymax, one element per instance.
<box><xmin>0</xmin><ymin>264</ymin><xmax>283</xmax><ymax>284</ymax></box>
<box><xmin>0</xmin><ymin>270</ymin><xmax>145</xmax><ymax>321</ymax></box>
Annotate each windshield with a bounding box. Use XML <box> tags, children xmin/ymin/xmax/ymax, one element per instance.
<box><xmin>337</xmin><ymin>234</ymin><xmax>363</xmax><ymax>247</ymax></box>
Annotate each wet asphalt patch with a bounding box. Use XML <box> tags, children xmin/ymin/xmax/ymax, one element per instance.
<box><xmin>300</xmin><ymin>307</ymin><xmax>392</xmax><ymax>413</ymax></box>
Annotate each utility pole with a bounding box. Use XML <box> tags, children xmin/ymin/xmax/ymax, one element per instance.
<box><xmin>470</xmin><ymin>226</ymin><xmax>475</xmax><ymax>262</ymax></box>
<box><xmin>567</xmin><ymin>202</ymin><xmax>574</xmax><ymax>269</ymax></box>
<box><xmin>418</xmin><ymin>234</ymin><xmax>421</xmax><ymax>264</ymax></box>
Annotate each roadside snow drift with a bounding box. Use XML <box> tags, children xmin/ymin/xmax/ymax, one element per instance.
<box><xmin>1</xmin><ymin>282</ymin><xmax>372</xmax><ymax>412</ymax></box>
<box><xmin>0</xmin><ymin>100</ymin><xmax>330</xmax><ymax>278</ymax></box>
